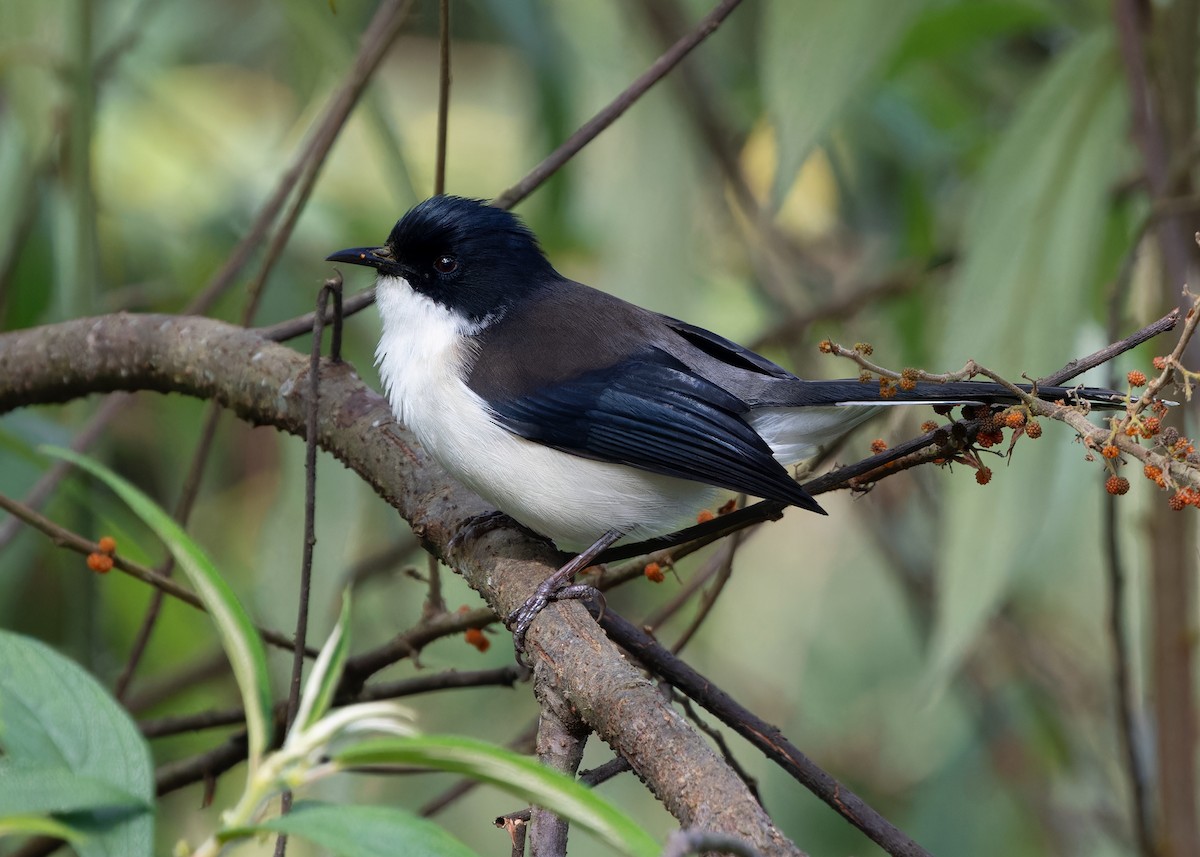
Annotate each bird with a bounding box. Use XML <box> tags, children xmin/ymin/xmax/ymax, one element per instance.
<box><xmin>327</xmin><ymin>195</ymin><xmax>1123</xmax><ymax>645</ymax></box>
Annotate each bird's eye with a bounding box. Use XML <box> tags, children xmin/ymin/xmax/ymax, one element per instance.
<box><xmin>433</xmin><ymin>254</ymin><xmax>458</xmax><ymax>274</ymax></box>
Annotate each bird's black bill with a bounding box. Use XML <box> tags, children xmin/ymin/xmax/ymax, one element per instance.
<box><xmin>325</xmin><ymin>246</ymin><xmax>390</xmax><ymax>268</ymax></box>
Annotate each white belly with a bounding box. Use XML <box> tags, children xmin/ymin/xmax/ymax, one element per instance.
<box><xmin>374</xmin><ymin>278</ymin><xmax>718</xmax><ymax>549</ymax></box>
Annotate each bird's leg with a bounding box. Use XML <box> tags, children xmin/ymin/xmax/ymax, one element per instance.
<box><xmin>508</xmin><ymin>528</ymin><xmax>624</xmax><ymax>655</ymax></box>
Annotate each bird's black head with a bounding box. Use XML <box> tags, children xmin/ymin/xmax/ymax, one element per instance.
<box><xmin>326</xmin><ymin>196</ymin><xmax>557</xmax><ymax>324</ymax></box>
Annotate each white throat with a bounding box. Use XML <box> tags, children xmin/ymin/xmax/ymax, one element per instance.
<box><xmin>374</xmin><ymin>275</ymin><xmax>480</xmax><ymax>428</ymax></box>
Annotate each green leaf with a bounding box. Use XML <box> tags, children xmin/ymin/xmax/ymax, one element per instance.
<box><xmin>335</xmin><ymin>736</ymin><xmax>659</xmax><ymax>857</ymax></box>
<box><xmin>761</xmin><ymin>0</ymin><xmax>925</xmax><ymax>206</ymax></box>
<box><xmin>40</xmin><ymin>446</ymin><xmax>274</xmax><ymax>774</ymax></box>
<box><xmin>290</xmin><ymin>592</ymin><xmax>352</xmax><ymax>738</ymax></box>
<box><xmin>892</xmin><ymin>1</ymin><xmax>1054</xmax><ymax>68</ymax></box>
<box><xmin>929</xmin><ymin>30</ymin><xmax>1129</xmax><ymax>683</ymax></box>
<box><xmin>0</xmin><ymin>764</ymin><xmax>148</xmax><ymax>816</ymax></box>
<box><xmin>0</xmin><ymin>630</ymin><xmax>153</xmax><ymax>857</ymax></box>
<box><xmin>226</xmin><ymin>800</ymin><xmax>481</xmax><ymax>857</ymax></box>
<box><xmin>0</xmin><ymin>814</ymin><xmax>86</xmax><ymax>842</ymax></box>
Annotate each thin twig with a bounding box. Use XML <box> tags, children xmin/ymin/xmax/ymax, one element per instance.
<box><xmin>140</xmin><ymin>666</ymin><xmax>522</xmax><ymax>738</ymax></box>
<box><xmin>597</xmin><ymin>607</ymin><xmax>933</xmax><ymax>857</ymax></box>
<box><xmin>1105</xmin><ymin>492</ymin><xmax>1157</xmax><ymax>855</ymax></box>
<box><xmin>0</xmin><ymin>394</ymin><xmax>128</xmax><ymax>552</ymax></box>
<box><xmin>434</xmin><ymin>0</ymin><xmax>451</xmax><ymax>196</ymax></box>
<box><xmin>0</xmin><ymin>490</ymin><xmax>312</xmax><ymax>655</ymax></box>
<box><xmin>673</xmin><ymin>693</ymin><xmax>760</xmax><ymax>804</ymax></box>
<box><xmin>189</xmin><ymin>0</ymin><xmax>417</xmax><ymax>316</ymax></box>
<box><xmin>670</xmin><ymin>528</ymin><xmax>744</xmax><ymax>655</ymax></box>
<box><xmin>274</xmin><ymin>282</ymin><xmax>339</xmax><ymax>855</ymax></box>
<box><xmin>1038</xmin><ymin>308</ymin><xmax>1180</xmax><ymax>387</ymax></box>
<box><xmin>256</xmin><ymin>286</ymin><xmax>377</xmax><ymax>344</ymax></box>
<box><xmin>491</xmin><ymin>0</ymin><xmax>744</xmax><ymax>210</ymax></box>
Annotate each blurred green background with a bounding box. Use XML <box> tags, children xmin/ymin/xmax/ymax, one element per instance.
<box><xmin>0</xmin><ymin>1</ymin><xmax>1191</xmax><ymax>855</ymax></box>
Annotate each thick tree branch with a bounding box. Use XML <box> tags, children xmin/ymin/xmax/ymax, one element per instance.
<box><xmin>0</xmin><ymin>313</ymin><xmax>803</xmax><ymax>857</ymax></box>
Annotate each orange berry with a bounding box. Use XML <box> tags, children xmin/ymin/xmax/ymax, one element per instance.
<box><xmin>920</xmin><ymin>420</ymin><xmax>939</xmax><ymax>433</ymax></box>
<box><xmin>1003</xmin><ymin>411</ymin><xmax>1026</xmax><ymax>429</ymax></box>
<box><xmin>977</xmin><ymin>429</ymin><xmax>1004</xmax><ymax>448</ymax></box>
<box><xmin>644</xmin><ymin>562</ymin><xmax>665</xmax><ymax>583</ymax></box>
<box><xmin>854</xmin><ymin>342</ymin><xmax>874</xmax><ymax>356</ymax></box>
<box><xmin>975</xmin><ymin>467</ymin><xmax>992</xmax><ymax>485</ymax></box>
<box><xmin>1106</xmin><ymin>475</ymin><xmax>1130</xmax><ymax>496</ymax></box>
<box><xmin>1169</xmin><ymin>492</ymin><xmax>1188</xmax><ymax>511</ymax></box>
<box><xmin>1153</xmin><ymin>356</ymin><xmax>1168</xmax><ymax>371</ymax></box>
<box><xmin>87</xmin><ymin>553</ymin><xmax>113</xmax><ymax>574</ymax></box>
<box><xmin>696</xmin><ymin>509</ymin><xmax>715</xmax><ymax>524</ymax></box>
<box><xmin>870</xmin><ymin>438</ymin><xmax>888</xmax><ymax>454</ymax></box>
<box><xmin>464</xmin><ymin>627</ymin><xmax>490</xmax><ymax>652</ymax></box>
<box><xmin>859</xmin><ymin>371</ymin><xmax>873</xmax><ymax>384</ymax></box>
<box><xmin>1144</xmin><ymin>464</ymin><xmax>1164</xmax><ymax>482</ymax></box>
<box><xmin>97</xmin><ymin>536</ymin><xmax>117</xmax><ymax>554</ymax></box>
<box><xmin>1102</xmin><ymin>444</ymin><xmax>1120</xmax><ymax>459</ymax></box>
<box><xmin>818</xmin><ymin>339</ymin><xmax>834</xmax><ymax>354</ymax></box>
<box><xmin>879</xmin><ymin>380</ymin><xmax>897</xmax><ymax>399</ymax></box>
<box><xmin>1143</xmin><ymin>417</ymin><xmax>1161</xmax><ymax>436</ymax></box>
<box><xmin>899</xmin><ymin>377</ymin><xmax>916</xmax><ymax>392</ymax></box>
<box><xmin>1024</xmin><ymin>420</ymin><xmax>1042</xmax><ymax>439</ymax></box>
<box><xmin>1127</xmin><ymin>370</ymin><xmax>1147</xmax><ymax>387</ymax></box>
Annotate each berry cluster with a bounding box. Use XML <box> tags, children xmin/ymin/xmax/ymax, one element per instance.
<box><xmin>86</xmin><ymin>535</ymin><xmax>117</xmax><ymax>573</ymax></box>
<box><xmin>1100</xmin><ymin>364</ymin><xmax>1195</xmax><ymax>505</ymax></box>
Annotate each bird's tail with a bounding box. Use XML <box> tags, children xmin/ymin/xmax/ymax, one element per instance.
<box><xmin>748</xmin><ymin>379</ymin><xmax>1126</xmax><ymax>466</ymax></box>
<box><xmin>783</xmin><ymin>379</ymin><xmax>1126</xmax><ymax>409</ymax></box>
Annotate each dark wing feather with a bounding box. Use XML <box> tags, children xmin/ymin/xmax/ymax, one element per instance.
<box><xmin>657</xmin><ymin>316</ymin><xmax>797</xmax><ymax>379</ymax></box>
<box><xmin>484</xmin><ymin>351</ymin><xmax>824</xmax><ymax>514</ymax></box>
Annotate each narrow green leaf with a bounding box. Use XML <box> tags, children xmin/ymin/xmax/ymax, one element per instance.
<box><xmin>0</xmin><ymin>814</ymin><xmax>86</xmax><ymax>842</ymax></box>
<box><xmin>761</xmin><ymin>0</ymin><xmax>925</xmax><ymax>206</ymax></box>
<box><xmin>335</xmin><ymin>736</ymin><xmax>659</xmax><ymax>857</ymax></box>
<box><xmin>0</xmin><ymin>630</ymin><xmax>153</xmax><ymax>857</ymax></box>
<box><xmin>290</xmin><ymin>592</ymin><xmax>352</xmax><ymax>738</ymax></box>
<box><xmin>40</xmin><ymin>446</ymin><xmax>274</xmax><ymax>774</ymax></box>
<box><xmin>226</xmin><ymin>801</ymin><xmax>480</xmax><ymax>857</ymax></box>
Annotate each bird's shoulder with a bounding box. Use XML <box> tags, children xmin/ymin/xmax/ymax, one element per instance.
<box><xmin>465</xmin><ymin>277</ymin><xmax>796</xmax><ymax>404</ymax></box>
<box><xmin>465</xmin><ymin>278</ymin><xmax>671</xmax><ymax>402</ymax></box>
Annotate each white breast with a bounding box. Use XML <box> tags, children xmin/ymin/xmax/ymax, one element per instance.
<box><xmin>373</xmin><ymin>276</ymin><xmax>719</xmax><ymax>549</ymax></box>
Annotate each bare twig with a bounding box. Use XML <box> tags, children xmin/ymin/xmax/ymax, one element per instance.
<box><xmin>0</xmin><ymin>490</ymin><xmax>312</xmax><ymax>655</ymax></box>
<box><xmin>273</xmin><ymin>282</ymin><xmax>340</xmax><ymax>855</ymax></box>
<box><xmin>189</xmin><ymin>0</ymin><xmax>417</xmax><ymax>316</ymax></box>
<box><xmin>491</xmin><ymin>0</ymin><xmax>744</xmax><ymax>210</ymax></box>
<box><xmin>0</xmin><ymin>394</ymin><xmax>128</xmax><ymax>552</ymax></box>
<box><xmin>597</xmin><ymin>607</ymin><xmax>932</xmax><ymax>857</ymax></box>
<box><xmin>434</xmin><ymin>0</ymin><xmax>451</xmax><ymax>196</ymax></box>
<box><xmin>1105</xmin><ymin>494</ymin><xmax>1157</xmax><ymax>855</ymax></box>
<box><xmin>140</xmin><ymin>666</ymin><xmax>522</xmax><ymax>739</ymax></box>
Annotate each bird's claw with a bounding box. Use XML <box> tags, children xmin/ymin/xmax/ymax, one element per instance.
<box><xmin>448</xmin><ymin>510</ymin><xmax>549</xmax><ymax>554</ymax></box>
<box><xmin>507</xmin><ymin>582</ymin><xmax>603</xmax><ymax>659</ymax></box>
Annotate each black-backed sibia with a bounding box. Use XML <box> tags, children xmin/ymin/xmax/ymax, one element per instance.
<box><xmin>327</xmin><ymin>195</ymin><xmax>1123</xmax><ymax>650</ymax></box>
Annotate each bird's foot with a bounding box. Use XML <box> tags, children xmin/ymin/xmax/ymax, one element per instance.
<box><xmin>508</xmin><ymin>582</ymin><xmax>604</xmax><ymax>657</ymax></box>
<box><xmin>448</xmin><ymin>510</ymin><xmax>550</xmax><ymax>554</ymax></box>
<box><xmin>506</xmin><ymin>528</ymin><xmax>623</xmax><ymax>661</ymax></box>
